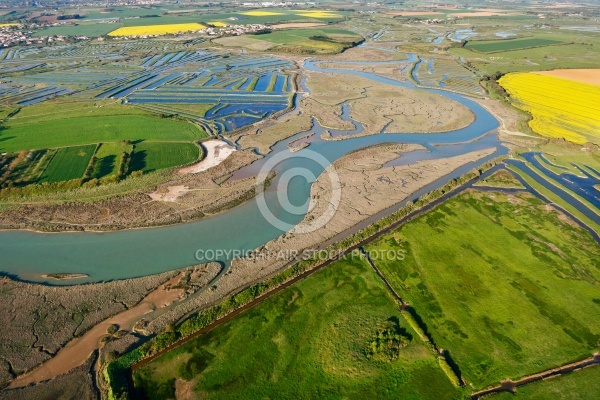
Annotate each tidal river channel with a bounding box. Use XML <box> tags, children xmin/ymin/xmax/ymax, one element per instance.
<box><xmin>0</xmin><ymin>60</ymin><xmax>505</xmax><ymax>283</ymax></box>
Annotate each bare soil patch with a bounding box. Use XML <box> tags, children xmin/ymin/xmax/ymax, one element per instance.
<box><xmin>320</xmin><ymin>45</ymin><xmax>401</xmax><ymax>62</ymax></box>
<box><xmin>1</xmin><ymin>353</ymin><xmax>98</xmax><ymax>400</ymax></box>
<box><xmin>536</xmin><ymin>69</ymin><xmax>600</xmax><ymax>86</ymax></box>
<box><xmin>179</xmin><ymin>140</ymin><xmax>236</xmax><ymax>174</ymax></box>
<box><xmin>7</xmin><ymin>264</ymin><xmax>219</xmax><ymax>388</ymax></box>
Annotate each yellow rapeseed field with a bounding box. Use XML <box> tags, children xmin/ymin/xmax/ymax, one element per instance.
<box><xmin>0</xmin><ymin>23</ymin><xmax>19</xmax><ymax>27</ymax></box>
<box><xmin>242</xmin><ymin>11</ymin><xmax>283</xmax><ymax>16</ymax></box>
<box><xmin>208</xmin><ymin>21</ymin><xmax>228</xmax><ymax>27</ymax></box>
<box><xmin>499</xmin><ymin>72</ymin><xmax>600</xmax><ymax>144</ymax></box>
<box><xmin>108</xmin><ymin>23</ymin><xmax>206</xmax><ymax>37</ymax></box>
<box><xmin>294</xmin><ymin>11</ymin><xmax>342</xmax><ymax>18</ymax></box>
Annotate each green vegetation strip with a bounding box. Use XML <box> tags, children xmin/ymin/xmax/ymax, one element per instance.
<box><xmin>507</xmin><ymin>164</ymin><xmax>599</xmax><ymax>233</ymax></box>
<box><xmin>523</xmin><ymin>159</ymin><xmax>600</xmax><ymax>218</ymax></box>
<box><xmin>472</xmin><ymin>168</ymin><xmax>525</xmax><ymax>189</ymax></box>
<box><xmin>465</xmin><ymin>38</ymin><xmax>563</xmax><ymax>53</ymax></box>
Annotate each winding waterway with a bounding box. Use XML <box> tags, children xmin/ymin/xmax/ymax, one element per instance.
<box><xmin>0</xmin><ymin>59</ymin><xmax>504</xmax><ymax>284</ymax></box>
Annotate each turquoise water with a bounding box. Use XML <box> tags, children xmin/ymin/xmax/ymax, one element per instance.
<box><xmin>0</xmin><ymin>61</ymin><xmax>502</xmax><ymax>284</ymax></box>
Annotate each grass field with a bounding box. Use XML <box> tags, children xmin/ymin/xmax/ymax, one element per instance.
<box><xmin>108</xmin><ymin>23</ymin><xmax>206</xmax><ymax>36</ymax></box>
<box><xmin>0</xmin><ymin>115</ymin><xmax>205</xmax><ymax>152</ymax></box>
<box><xmin>223</xmin><ymin>27</ymin><xmax>363</xmax><ymax>54</ymax></box>
<box><xmin>492</xmin><ymin>365</ymin><xmax>600</xmax><ymax>399</ymax></box>
<box><xmin>365</xmin><ymin>190</ymin><xmax>600</xmax><ymax>389</ymax></box>
<box><xmin>0</xmin><ymin>101</ymin><xmax>206</xmax><ymax>184</ymax></box>
<box><xmin>39</xmin><ymin>144</ymin><xmax>96</xmax><ymax>183</ymax></box>
<box><xmin>7</xmin><ymin>100</ymin><xmax>148</xmax><ymax>124</ymax></box>
<box><xmin>31</xmin><ymin>23</ymin><xmax>120</xmax><ymax>37</ymax></box>
<box><xmin>129</xmin><ymin>141</ymin><xmax>199</xmax><ymax>173</ymax></box>
<box><xmin>465</xmin><ymin>38</ymin><xmax>563</xmax><ymax>53</ymax></box>
<box><xmin>92</xmin><ymin>142</ymin><xmax>133</xmax><ymax>179</ymax></box>
<box><xmin>132</xmin><ymin>257</ymin><xmax>462</xmax><ymax>400</ymax></box>
<box><xmin>250</xmin><ymin>27</ymin><xmax>360</xmax><ymax>44</ymax></box>
<box><xmin>499</xmin><ymin>72</ymin><xmax>600</xmax><ymax>144</ymax></box>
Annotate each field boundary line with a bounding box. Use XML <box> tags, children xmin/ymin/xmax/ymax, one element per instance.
<box><xmin>471</xmin><ymin>353</ymin><xmax>600</xmax><ymax>399</ymax></box>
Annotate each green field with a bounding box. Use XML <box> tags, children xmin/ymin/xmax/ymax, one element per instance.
<box><xmin>39</xmin><ymin>144</ymin><xmax>96</xmax><ymax>183</ymax></box>
<box><xmin>32</xmin><ymin>23</ymin><xmax>120</xmax><ymax>37</ymax></box>
<box><xmin>215</xmin><ymin>27</ymin><xmax>363</xmax><ymax>53</ymax></box>
<box><xmin>465</xmin><ymin>38</ymin><xmax>563</xmax><ymax>53</ymax></box>
<box><xmin>492</xmin><ymin>365</ymin><xmax>600</xmax><ymax>399</ymax></box>
<box><xmin>133</xmin><ymin>257</ymin><xmax>462</xmax><ymax>400</ymax></box>
<box><xmin>365</xmin><ymin>190</ymin><xmax>600</xmax><ymax>389</ymax></box>
<box><xmin>250</xmin><ymin>28</ymin><xmax>361</xmax><ymax>44</ymax></box>
<box><xmin>129</xmin><ymin>141</ymin><xmax>200</xmax><ymax>173</ymax></box>
<box><xmin>0</xmin><ymin>115</ymin><xmax>205</xmax><ymax>153</ymax></box>
<box><xmin>7</xmin><ymin>100</ymin><xmax>145</xmax><ymax>122</ymax></box>
<box><xmin>92</xmin><ymin>142</ymin><xmax>133</xmax><ymax>179</ymax></box>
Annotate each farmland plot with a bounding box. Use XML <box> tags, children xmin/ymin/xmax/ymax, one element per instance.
<box><xmin>365</xmin><ymin>191</ymin><xmax>600</xmax><ymax>389</ymax></box>
<box><xmin>39</xmin><ymin>144</ymin><xmax>96</xmax><ymax>183</ymax></box>
<box><xmin>129</xmin><ymin>142</ymin><xmax>200</xmax><ymax>173</ymax></box>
